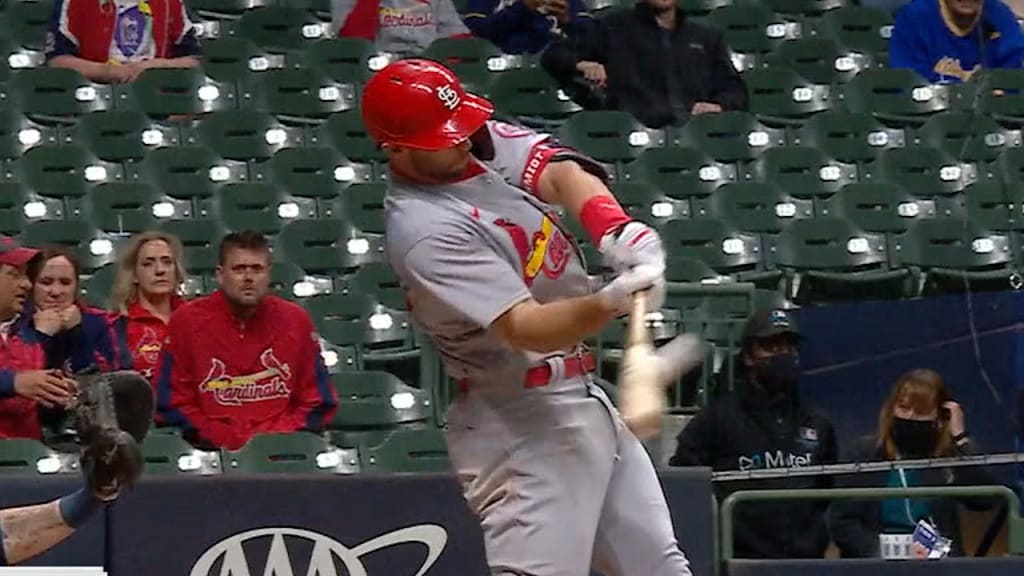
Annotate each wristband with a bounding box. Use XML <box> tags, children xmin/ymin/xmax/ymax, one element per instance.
<box><xmin>58</xmin><ymin>488</ymin><xmax>103</xmax><ymax>529</ymax></box>
<box><xmin>579</xmin><ymin>195</ymin><xmax>632</xmax><ymax>246</ymax></box>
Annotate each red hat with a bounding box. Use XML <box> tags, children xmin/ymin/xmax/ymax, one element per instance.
<box><xmin>361</xmin><ymin>59</ymin><xmax>494</xmax><ymax>150</ymax></box>
<box><xmin>0</xmin><ymin>236</ymin><xmax>38</xmax><ymax>267</ymax></box>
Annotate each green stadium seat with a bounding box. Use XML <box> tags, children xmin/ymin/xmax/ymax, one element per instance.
<box><xmin>200</xmin><ymin>37</ymin><xmax>276</xmax><ymax>84</ymax></box>
<box><xmin>228</xmin><ymin>6</ymin><xmax>325</xmax><ymax>54</ymax></box>
<box><xmin>20</xmin><ymin>220</ymin><xmax>112</xmax><ymax>271</ymax></box>
<box><xmin>822</xmin><ymin>182</ymin><xmax>934</xmax><ymax>236</ymax></box>
<box><xmin>557</xmin><ymin>110</ymin><xmax>662</xmax><ymax>164</ymax></box>
<box><xmin>708</xmin><ymin>182</ymin><xmax>813</xmax><ymax>234</ymax></box>
<box><xmin>742</xmin><ymin>67</ymin><xmax>832</xmax><ymax>125</ymax></box>
<box><xmin>422</xmin><ymin>37</ymin><xmax>507</xmax><ymax>93</ymax></box>
<box><xmin>223</xmin><ymin>432</ymin><xmax>351</xmax><ymax>474</ymax></box>
<box><xmin>320</xmin><ymin>341</ymin><xmax>360</xmax><ymax>373</ymax></box>
<box><xmin>0</xmin><ymin>438</ymin><xmax>65</xmax><ymax>476</ymax></box>
<box><xmin>894</xmin><ymin>218</ymin><xmax>1017</xmax><ymax>296</ymax></box>
<box><xmin>487</xmin><ymin>67</ymin><xmax>581</xmax><ymax>128</ymax></box>
<box><xmin>114</xmin><ymin>68</ymin><xmax>236</xmax><ymax>118</ymax></box>
<box><xmin>80</xmin><ymin>263</ymin><xmax>116</xmax><ymax>308</ymax></box>
<box><xmin>158</xmin><ymin>219</ymin><xmax>227</xmax><ymax>275</ymax></box>
<box><xmin>329</xmin><ymin>370</ymin><xmax>429</xmax><ymax>429</ymax></box>
<box><xmin>360</xmin><ymin>427</ymin><xmax>450</xmax><ymax>474</ymax></box>
<box><xmin>255</xmin><ymin>147</ymin><xmax>369</xmax><ymax>203</ymax></box>
<box><xmin>769</xmin><ymin>217</ymin><xmax>907</xmax><ymax>303</ymax></box>
<box><xmin>660</xmin><ymin>218</ymin><xmax>781</xmax><ymax>288</ymax></box>
<box><xmin>708</xmin><ymin>4</ymin><xmax>793</xmax><ymax>71</ymax></box>
<box><xmin>0</xmin><ymin>105</ymin><xmax>58</xmax><ymax>159</ymax></box>
<box><xmin>192</xmin><ymin>109</ymin><xmax>303</xmax><ymax>162</ymax></box>
<box><xmin>128</xmin><ymin>146</ymin><xmax>248</xmax><ymax>203</ymax></box>
<box><xmin>677</xmin><ymin>0</ymin><xmax>731</xmax><ymax>17</ymax></box>
<box><xmin>0</xmin><ymin>179</ymin><xmax>64</xmax><ymax>225</ymax></box>
<box><xmin>916</xmin><ymin>111</ymin><xmax>1017</xmax><ymax>164</ymax></box>
<box><xmin>321</xmin><ymin>182</ymin><xmax>386</xmax><ymax>234</ymax></box>
<box><xmin>7</xmin><ymin>0</ymin><xmax>52</xmax><ymax>53</ymax></box>
<box><xmin>675</xmin><ymin>111</ymin><xmax>786</xmax><ymax>163</ymax></box>
<box><xmin>613</xmin><ymin>181</ymin><xmax>690</xmax><ymax>225</ymax></box>
<box><xmin>808</xmin><ymin>6</ymin><xmax>892</xmax><ymax>63</ymax></box>
<box><xmin>299</xmin><ymin>38</ymin><xmax>378</xmax><ymax>86</ymax></box>
<box><xmin>746</xmin><ymin>145</ymin><xmax>858</xmax><ymax>200</ymax></box>
<box><xmin>764</xmin><ymin>0</ymin><xmax>848</xmax><ymax>16</ymax></box>
<box><xmin>188</xmin><ymin>0</ymin><xmax>271</xmax><ymax>18</ymax></box>
<box><xmin>142</xmin><ymin>430</ymin><xmax>220</xmax><ymax>476</ymax></box>
<box><xmin>791</xmin><ymin>110</ymin><xmax>905</xmax><ymax>166</ymax></box>
<box><xmin>303</xmin><ymin>292</ymin><xmax>411</xmax><ymax>350</ymax></box>
<box><xmin>768</xmin><ymin>38</ymin><xmax>872</xmax><ymax>85</ymax></box>
<box><xmin>963</xmin><ymin>182</ymin><xmax>1024</xmax><ymax>232</ymax></box>
<box><xmin>213</xmin><ymin>182</ymin><xmax>315</xmax><ymax>234</ymax></box>
<box><xmin>867</xmin><ymin>146</ymin><xmax>971</xmax><ymax>210</ymax></box>
<box><xmin>0</xmin><ymin>182</ymin><xmax>31</xmax><ymax>236</ymax></box>
<box><xmin>85</xmin><ymin>182</ymin><xmax>189</xmax><ymax>234</ymax></box>
<box><xmin>269</xmin><ymin>261</ymin><xmax>309</xmax><ymax>300</ymax></box>
<box><xmin>247</xmin><ymin>67</ymin><xmax>354</xmax><ymax>122</ymax></box>
<box><xmin>975</xmin><ymin>70</ymin><xmax>1024</xmax><ymax>125</ymax></box>
<box><xmin>0</xmin><ymin>34</ymin><xmax>14</xmax><ymax>86</ymax></box>
<box><xmin>311</xmin><ymin>108</ymin><xmax>387</xmax><ymax>164</ymax></box>
<box><xmin>341</xmin><ymin>261</ymin><xmax>406</xmax><ymax>310</ymax></box>
<box><xmin>620</xmin><ymin>146</ymin><xmax>737</xmax><ymax>206</ymax></box>
<box><xmin>277</xmin><ymin>218</ymin><xmax>386</xmax><ymax>273</ymax></box>
<box><xmin>665</xmin><ymin>256</ymin><xmax>720</xmax><ymax>283</ymax></box>
<box><xmin>840</xmin><ymin>69</ymin><xmax>950</xmax><ymax>126</ymax></box>
<box><xmin>66</xmin><ymin>110</ymin><xmax>179</xmax><ymax>163</ymax></box>
<box><xmin>10</xmin><ymin>68</ymin><xmax>112</xmax><ymax>124</ymax></box>
<box><xmin>998</xmin><ymin>148</ymin><xmax>1024</xmax><ymax>187</ymax></box>
<box><xmin>13</xmin><ymin>145</ymin><xmax>122</xmax><ymax>210</ymax></box>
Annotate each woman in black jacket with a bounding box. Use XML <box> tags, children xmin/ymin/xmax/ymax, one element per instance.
<box><xmin>830</xmin><ymin>369</ymin><xmax>1001</xmax><ymax>558</ymax></box>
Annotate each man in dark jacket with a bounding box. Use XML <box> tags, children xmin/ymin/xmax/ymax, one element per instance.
<box><xmin>669</xmin><ymin>308</ymin><xmax>839</xmax><ymax>559</ymax></box>
<box><xmin>540</xmin><ymin>0</ymin><xmax>748</xmax><ymax>128</ymax></box>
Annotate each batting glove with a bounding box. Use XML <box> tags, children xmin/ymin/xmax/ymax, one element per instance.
<box><xmin>599</xmin><ymin>222</ymin><xmax>666</xmax><ymax>276</ymax></box>
<box><xmin>598</xmin><ymin>263</ymin><xmax>666</xmax><ymax>316</ymax></box>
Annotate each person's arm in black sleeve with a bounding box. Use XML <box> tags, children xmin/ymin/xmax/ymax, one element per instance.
<box><xmin>829</xmin><ymin>438</ymin><xmax>882</xmax><ymax>558</ymax></box>
<box><xmin>707</xmin><ymin>28</ymin><xmax>748</xmax><ymax>111</ymax></box>
<box><xmin>668</xmin><ymin>408</ymin><xmax>716</xmax><ymax>467</ymax></box>
<box><xmin>950</xmin><ymin>438</ymin><xmax>1003</xmax><ymax>511</ymax></box>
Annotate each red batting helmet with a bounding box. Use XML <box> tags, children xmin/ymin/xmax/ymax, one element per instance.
<box><xmin>360</xmin><ymin>59</ymin><xmax>494</xmax><ymax>150</ymax></box>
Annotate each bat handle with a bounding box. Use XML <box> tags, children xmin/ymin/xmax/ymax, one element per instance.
<box><xmin>626</xmin><ymin>290</ymin><xmax>651</xmax><ymax>348</ymax></box>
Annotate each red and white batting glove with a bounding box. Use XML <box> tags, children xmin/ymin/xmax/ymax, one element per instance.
<box><xmin>599</xmin><ymin>221</ymin><xmax>666</xmax><ymax>276</ymax></box>
<box><xmin>598</xmin><ymin>263</ymin><xmax>667</xmax><ymax>316</ymax></box>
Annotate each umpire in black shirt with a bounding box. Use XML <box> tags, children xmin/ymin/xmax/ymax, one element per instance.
<box><xmin>670</xmin><ymin>308</ymin><xmax>839</xmax><ymax>559</ymax></box>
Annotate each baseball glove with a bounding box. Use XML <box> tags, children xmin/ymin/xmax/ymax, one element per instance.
<box><xmin>70</xmin><ymin>370</ymin><xmax>153</xmax><ymax>499</ymax></box>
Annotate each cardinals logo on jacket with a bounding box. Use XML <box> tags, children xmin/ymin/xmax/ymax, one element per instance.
<box><xmin>494</xmin><ymin>214</ymin><xmax>571</xmax><ymax>286</ymax></box>
<box><xmin>199</xmin><ymin>348</ymin><xmax>292</xmax><ymax>407</ymax></box>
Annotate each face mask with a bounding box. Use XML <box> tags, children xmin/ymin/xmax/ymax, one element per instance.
<box><xmin>752</xmin><ymin>352</ymin><xmax>800</xmax><ymax>393</ymax></box>
<box><xmin>890</xmin><ymin>417</ymin><xmax>937</xmax><ymax>458</ymax></box>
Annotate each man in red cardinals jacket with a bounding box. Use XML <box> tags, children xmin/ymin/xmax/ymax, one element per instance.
<box><xmin>155</xmin><ymin>231</ymin><xmax>337</xmax><ymax>450</ymax></box>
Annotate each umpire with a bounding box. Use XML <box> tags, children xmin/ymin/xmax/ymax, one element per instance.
<box><xmin>669</xmin><ymin>308</ymin><xmax>839</xmax><ymax>559</ymax></box>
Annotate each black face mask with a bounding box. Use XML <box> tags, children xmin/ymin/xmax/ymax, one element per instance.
<box><xmin>751</xmin><ymin>352</ymin><xmax>800</xmax><ymax>393</ymax></box>
<box><xmin>890</xmin><ymin>417</ymin><xmax>937</xmax><ymax>458</ymax></box>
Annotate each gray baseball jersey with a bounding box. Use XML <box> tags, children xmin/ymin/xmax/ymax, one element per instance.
<box><xmin>385</xmin><ymin>120</ymin><xmax>694</xmax><ymax>576</ymax></box>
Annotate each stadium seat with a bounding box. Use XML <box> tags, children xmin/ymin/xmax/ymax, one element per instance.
<box><xmin>487</xmin><ymin>68</ymin><xmax>581</xmax><ymax>128</ymax></box>
<box><xmin>200</xmin><ymin>37</ymin><xmax>275</xmax><ymax>84</ymax></box>
<box><xmin>708</xmin><ymin>182</ymin><xmax>813</xmax><ymax>234</ymax></box>
<box><xmin>675</xmin><ymin>111</ymin><xmax>786</xmax><ymax>163</ymax></box>
<box><xmin>613</xmin><ymin>181</ymin><xmax>690</xmax><ymax>225</ymax></box>
<box><xmin>13</xmin><ymin>145</ymin><xmax>122</xmax><ymax>212</ymax></box>
<box><xmin>213</xmin><ymin>182</ymin><xmax>315</xmax><ymax>234</ymax></box>
<box><xmin>763</xmin><ymin>0</ymin><xmax>848</xmax><ymax>16</ymax></box>
<box><xmin>188</xmin><ymin>0</ymin><xmax>270</xmax><ymax>19</ymax></box>
<box><xmin>0</xmin><ymin>182</ymin><xmax>31</xmax><ymax>236</ymax></box>
<box><xmin>114</xmin><ymin>68</ymin><xmax>236</xmax><ymax>118</ymax></box>
<box><xmin>10</xmin><ymin>68</ymin><xmax>112</xmax><ymax>124</ymax></box>
<box><xmin>360</xmin><ymin>427</ymin><xmax>450</xmax><ymax>474</ymax></box>
<box><xmin>223</xmin><ymin>432</ymin><xmax>348</xmax><ymax>474</ymax></box>
<box><xmin>0</xmin><ymin>105</ymin><xmax>58</xmax><ymax>159</ymax></box>
<box><xmin>894</xmin><ymin>218</ymin><xmax>1017</xmax><ymax>296</ymax></box>
<box><xmin>976</xmin><ymin>70</ymin><xmax>1024</xmax><ymax>126</ymax></box>
<box><xmin>807</xmin><ymin>6</ymin><xmax>893</xmax><ymax>63</ymax></box>
<box><xmin>963</xmin><ymin>181</ymin><xmax>1024</xmax><ymax>232</ymax></box>
<box><xmin>228</xmin><ymin>6</ymin><xmax>326</xmax><ymax>54</ymax></box>
<box><xmin>620</xmin><ymin>146</ymin><xmax>737</xmax><ymax>207</ymax></box>
<box><xmin>246</xmin><ymin>67</ymin><xmax>354</xmax><ymax>122</ymax></box>
<box><xmin>268</xmin><ymin>261</ymin><xmax>309</xmax><ymax>300</ymax></box>
<box><xmin>557</xmin><ymin>110</ymin><xmax>662</xmax><ymax>164</ymax></box>
<box><xmin>193</xmin><ymin>109</ymin><xmax>303</xmax><ymax>162</ymax></box>
<box><xmin>422</xmin><ymin>37</ymin><xmax>508</xmax><ymax>93</ymax></box>
<box><xmin>20</xmin><ymin>220</ymin><xmax>112</xmax><ymax>271</ymax></box>
<box><xmin>791</xmin><ymin>110</ymin><xmax>905</xmax><ymax>166</ymax></box>
<box><xmin>128</xmin><ymin>146</ymin><xmax>249</xmax><ymax>203</ymax></box>
<box><xmin>916</xmin><ymin>111</ymin><xmax>1017</xmax><ymax>164</ymax></box>
<box><xmin>255</xmin><ymin>146</ymin><xmax>369</xmax><ymax>201</ymax></box>
<box><xmin>822</xmin><ymin>182</ymin><xmax>934</xmax><ymax>236</ymax></box>
<box><xmin>659</xmin><ymin>218</ymin><xmax>781</xmax><ymax>288</ymax></box>
<box><xmin>769</xmin><ymin>217</ymin><xmax>908</xmax><ymax>303</ymax></box>
<box><xmin>7</xmin><ymin>0</ymin><xmax>52</xmax><ymax>53</ymax></box>
<box><xmin>329</xmin><ymin>371</ymin><xmax>430</xmax><ymax>429</ymax></box>
<box><xmin>312</xmin><ymin>108</ymin><xmax>387</xmax><ymax>165</ymax></box>
<box><xmin>840</xmin><ymin>68</ymin><xmax>950</xmax><ymax>126</ymax></box>
<box><xmin>665</xmin><ymin>255</ymin><xmax>721</xmax><ymax>283</ymax></box>
<box><xmin>85</xmin><ymin>182</ymin><xmax>186</xmax><ymax>234</ymax></box>
<box><xmin>277</xmin><ymin>218</ymin><xmax>386</xmax><ymax>273</ymax></box>
<box><xmin>322</xmin><ymin>182</ymin><xmax>387</xmax><ymax>234</ymax></box>
<box><xmin>302</xmin><ymin>292</ymin><xmax>411</xmax><ymax>351</ymax></box>
<box><xmin>341</xmin><ymin>261</ymin><xmax>406</xmax><ymax>311</ymax></box>
<box><xmin>67</xmin><ymin>110</ymin><xmax>179</xmax><ymax>163</ymax></box>
<box><xmin>677</xmin><ymin>0</ymin><xmax>731</xmax><ymax>17</ymax></box>
<box><xmin>768</xmin><ymin>38</ymin><xmax>872</xmax><ymax>85</ymax></box>
<box><xmin>867</xmin><ymin>146</ymin><xmax>971</xmax><ymax>210</ymax></box>
<box><xmin>142</xmin><ymin>431</ymin><xmax>220</xmax><ymax>476</ymax></box>
<box><xmin>158</xmin><ymin>219</ymin><xmax>227</xmax><ymax>275</ymax></box>
<box><xmin>80</xmin><ymin>263</ymin><xmax>116</xmax><ymax>308</ymax></box>
<box><xmin>742</xmin><ymin>67</ymin><xmax>832</xmax><ymax>125</ymax></box>
<box><xmin>997</xmin><ymin>148</ymin><xmax>1024</xmax><ymax>187</ymax></box>
<box><xmin>0</xmin><ymin>438</ymin><xmax>64</xmax><ymax>476</ymax></box>
<box><xmin>707</xmin><ymin>4</ymin><xmax>793</xmax><ymax>71</ymax></box>
<box><xmin>299</xmin><ymin>38</ymin><xmax>378</xmax><ymax>86</ymax></box>
<box><xmin>746</xmin><ymin>145</ymin><xmax>857</xmax><ymax>200</ymax></box>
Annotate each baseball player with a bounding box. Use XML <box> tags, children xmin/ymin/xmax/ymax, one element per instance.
<box><xmin>364</xmin><ymin>59</ymin><xmax>701</xmax><ymax>576</ymax></box>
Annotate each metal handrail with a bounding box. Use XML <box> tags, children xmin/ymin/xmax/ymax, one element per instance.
<box><xmin>720</xmin><ymin>485</ymin><xmax>1023</xmax><ymax>562</ymax></box>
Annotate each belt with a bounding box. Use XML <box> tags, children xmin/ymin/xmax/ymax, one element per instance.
<box><xmin>458</xmin><ymin>351</ymin><xmax>597</xmax><ymax>393</ymax></box>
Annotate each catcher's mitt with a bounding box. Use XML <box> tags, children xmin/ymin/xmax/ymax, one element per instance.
<box><xmin>70</xmin><ymin>370</ymin><xmax>153</xmax><ymax>499</ymax></box>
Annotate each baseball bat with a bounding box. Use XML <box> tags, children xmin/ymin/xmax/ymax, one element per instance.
<box><xmin>617</xmin><ymin>290</ymin><xmax>666</xmax><ymax>440</ymax></box>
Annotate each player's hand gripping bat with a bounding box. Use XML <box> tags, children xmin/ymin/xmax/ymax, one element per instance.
<box><xmin>617</xmin><ymin>291</ymin><xmax>706</xmax><ymax>440</ymax></box>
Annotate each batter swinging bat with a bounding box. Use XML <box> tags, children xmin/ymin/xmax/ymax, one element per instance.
<box><xmin>618</xmin><ymin>291</ymin><xmax>707</xmax><ymax>440</ymax></box>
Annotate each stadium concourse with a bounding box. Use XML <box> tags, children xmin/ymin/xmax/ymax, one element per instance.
<box><xmin>0</xmin><ymin>0</ymin><xmax>1024</xmax><ymax>575</ymax></box>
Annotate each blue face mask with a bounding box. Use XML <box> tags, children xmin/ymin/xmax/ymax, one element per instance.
<box><xmin>752</xmin><ymin>351</ymin><xmax>800</xmax><ymax>393</ymax></box>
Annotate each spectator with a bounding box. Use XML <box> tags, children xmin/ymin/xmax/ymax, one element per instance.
<box><xmin>110</xmin><ymin>231</ymin><xmax>187</xmax><ymax>384</ymax></box>
<box><xmin>333</xmin><ymin>0</ymin><xmax>471</xmax><ymax>57</ymax></box>
<box><xmin>155</xmin><ymin>231</ymin><xmax>338</xmax><ymax>450</ymax></box>
<box><xmin>889</xmin><ymin>0</ymin><xmax>1024</xmax><ymax>83</ymax></box>
<box><xmin>463</xmin><ymin>0</ymin><xmax>592</xmax><ymax>55</ymax></box>
<box><xmin>540</xmin><ymin>0</ymin><xmax>748</xmax><ymax>128</ymax></box>
<box><xmin>0</xmin><ymin>236</ymin><xmax>77</xmax><ymax>440</ymax></box>
<box><xmin>830</xmin><ymin>369</ymin><xmax>1000</xmax><ymax>558</ymax></box>
<box><xmin>27</xmin><ymin>246</ymin><xmax>128</xmax><ymax>375</ymax></box>
<box><xmin>669</xmin><ymin>308</ymin><xmax>838</xmax><ymax>559</ymax></box>
<box><xmin>45</xmin><ymin>0</ymin><xmax>201</xmax><ymax>84</ymax></box>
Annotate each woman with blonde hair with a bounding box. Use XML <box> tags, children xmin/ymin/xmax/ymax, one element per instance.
<box><xmin>110</xmin><ymin>231</ymin><xmax>187</xmax><ymax>383</ymax></box>
<box><xmin>830</xmin><ymin>369</ymin><xmax>999</xmax><ymax>558</ymax></box>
